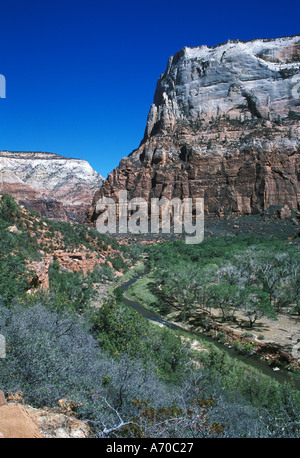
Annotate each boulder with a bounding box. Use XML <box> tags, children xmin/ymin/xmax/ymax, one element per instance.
<box><xmin>0</xmin><ymin>402</ymin><xmax>43</xmax><ymax>438</ymax></box>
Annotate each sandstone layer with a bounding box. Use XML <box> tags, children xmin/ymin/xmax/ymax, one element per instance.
<box><xmin>0</xmin><ymin>391</ymin><xmax>43</xmax><ymax>439</ymax></box>
<box><xmin>88</xmin><ymin>36</ymin><xmax>300</xmax><ymax>223</ymax></box>
<box><xmin>0</xmin><ymin>151</ymin><xmax>103</xmax><ymax>223</ymax></box>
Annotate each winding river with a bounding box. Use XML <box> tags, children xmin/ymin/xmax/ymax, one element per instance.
<box><xmin>119</xmin><ymin>269</ymin><xmax>300</xmax><ymax>391</ymax></box>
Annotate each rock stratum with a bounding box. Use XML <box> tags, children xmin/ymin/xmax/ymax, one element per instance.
<box><xmin>88</xmin><ymin>35</ymin><xmax>300</xmax><ymax>223</ymax></box>
<box><xmin>0</xmin><ymin>151</ymin><xmax>103</xmax><ymax>223</ymax></box>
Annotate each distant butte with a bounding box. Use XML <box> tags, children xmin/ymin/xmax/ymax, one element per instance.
<box><xmin>0</xmin><ymin>151</ymin><xmax>103</xmax><ymax>223</ymax></box>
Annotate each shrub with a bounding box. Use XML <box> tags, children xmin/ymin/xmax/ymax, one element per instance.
<box><xmin>90</xmin><ymin>300</ymin><xmax>190</xmax><ymax>383</ymax></box>
<box><xmin>107</xmin><ymin>255</ymin><xmax>127</xmax><ymax>272</ymax></box>
<box><xmin>0</xmin><ymin>303</ymin><xmax>179</xmax><ymax>436</ymax></box>
<box><xmin>48</xmin><ymin>261</ymin><xmax>95</xmax><ymax>312</ymax></box>
<box><xmin>0</xmin><ymin>194</ymin><xmax>20</xmax><ymax>224</ymax></box>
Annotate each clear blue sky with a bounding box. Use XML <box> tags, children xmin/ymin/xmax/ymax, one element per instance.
<box><xmin>0</xmin><ymin>0</ymin><xmax>299</xmax><ymax>178</ymax></box>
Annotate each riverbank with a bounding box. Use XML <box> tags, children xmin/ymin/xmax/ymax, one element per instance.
<box><xmin>117</xmin><ymin>266</ymin><xmax>300</xmax><ymax>388</ymax></box>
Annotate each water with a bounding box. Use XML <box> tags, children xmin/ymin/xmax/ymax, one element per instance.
<box><xmin>120</xmin><ymin>270</ymin><xmax>300</xmax><ymax>391</ymax></box>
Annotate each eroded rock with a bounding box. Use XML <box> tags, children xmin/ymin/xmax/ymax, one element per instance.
<box><xmin>88</xmin><ymin>36</ymin><xmax>300</xmax><ymax>223</ymax></box>
<box><xmin>0</xmin><ymin>151</ymin><xmax>103</xmax><ymax>223</ymax></box>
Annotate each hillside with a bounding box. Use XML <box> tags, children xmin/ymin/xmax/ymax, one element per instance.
<box><xmin>0</xmin><ymin>193</ymin><xmax>299</xmax><ymax>438</ymax></box>
<box><xmin>0</xmin><ymin>193</ymin><xmax>136</xmax><ymax>309</ymax></box>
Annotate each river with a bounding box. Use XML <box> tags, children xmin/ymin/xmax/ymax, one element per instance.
<box><xmin>119</xmin><ymin>269</ymin><xmax>300</xmax><ymax>391</ymax></box>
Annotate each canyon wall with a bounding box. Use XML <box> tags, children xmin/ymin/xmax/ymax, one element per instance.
<box><xmin>88</xmin><ymin>35</ymin><xmax>300</xmax><ymax>223</ymax></box>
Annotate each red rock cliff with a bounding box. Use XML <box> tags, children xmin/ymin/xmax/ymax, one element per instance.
<box><xmin>88</xmin><ymin>36</ymin><xmax>300</xmax><ymax>223</ymax></box>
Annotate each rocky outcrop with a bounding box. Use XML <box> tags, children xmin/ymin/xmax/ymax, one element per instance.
<box><xmin>144</xmin><ymin>36</ymin><xmax>300</xmax><ymax>134</ymax></box>
<box><xmin>28</xmin><ymin>249</ymin><xmax>107</xmax><ymax>290</ymax></box>
<box><xmin>25</xmin><ymin>404</ymin><xmax>92</xmax><ymax>438</ymax></box>
<box><xmin>0</xmin><ymin>151</ymin><xmax>103</xmax><ymax>223</ymax></box>
<box><xmin>88</xmin><ymin>36</ymin><xmax>300</xmax><ymax>223</ymax></box>
<box><xmin>0</xmin><ymin>391</ymin><xmax>91</xmax><ymax>438</ymax></box>
<box><xmin>0</xmin><ymin>392</ymin><xmax>43</xmax><ymax>438</ymax></box>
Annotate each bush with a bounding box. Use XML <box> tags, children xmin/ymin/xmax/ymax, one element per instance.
<box><xmin>0</xmin><ymin>194</ymin><xmax>19</xmax><ymax>224</ymax></box>
<box><xmin>0</xmin><ymin>303</ymin><xmax>170</xmax><ymax>428</ymax></box>
<box><xmin>0</xmin><ymin>302</ymin><xmax>299</xmax><ymax>437</ymax></box>
<box><xmin>113</xmin><ymin>286</ymin><xmax>124</xmax><ymax>303</ymax></box>
<box><xmin>48</xmin><ymin>261</ymin><xmax>95</xmax><ymax>312</ymax></box>
<box><xmin>0</xmin><ymin>303</ymin><xmax>107</xmax><ymax>406</ymax></box>
<box><xmin>91</xmin><ymin>300</ymin><xmax>190</xmax><ymax>383</ymax></box>
<box><xmin>107</xmin><ymin>255</ymin><xmax>127</xmax><ymax>272</ymax></box>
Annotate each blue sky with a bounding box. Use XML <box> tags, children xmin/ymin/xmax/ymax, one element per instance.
<box><xmin>0</xmin><ymin>0</ymin><xmax>299</xmax><ymax>178</ymax></box>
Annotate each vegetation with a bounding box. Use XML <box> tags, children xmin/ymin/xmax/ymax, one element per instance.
<box><xmin>0</xmin><ymin>195</ymin><xmax>299</xmax><ymax>438</ymax></box>
<box><xmin>1</xmin><ymin>299</ymin><xmax>299</xmax><ymax>438</ymax></box>
<box><xmin>91</xmin><ymin>299</ymin><xmax>190</xmax><ymax>384</ymax></box>
<box><xmin>144</xmin><ymin>235</ymin><xmax>300</xmax><ymax>325</ymax></box>
<box><xmin>48</xmin><ymin>260</ymin><xmax>96</xmax><ymax>313</ymax></box>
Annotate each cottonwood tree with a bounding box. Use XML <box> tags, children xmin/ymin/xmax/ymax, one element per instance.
<box><xmin>240</xmin><ymin>287</ymin><xmax>275</xmax><ymax>328</ymax></box>
<box><xmin>205</xmin><ymin>282</ymin><xmax>242</xmax><ymax>322</ymax></box>
<box><xmin>156</xmin><ymin>266</ymin><xmax>200</xmax><ymax>322</ymax></box>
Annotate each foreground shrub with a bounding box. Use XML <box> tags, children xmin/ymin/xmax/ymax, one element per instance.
<box><xmin>0</xmin><ymin>302</ymin><xmax>299</xmax><ymax>438</ymax></box>
<box><xmin>91</xmin><ymin>300</ymin><xmax>191</xmax><ymax>383</ymax></box>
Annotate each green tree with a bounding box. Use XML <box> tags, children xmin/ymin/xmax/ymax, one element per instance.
<box><xmin>241</xmin><ymin>287</ymin><xmax>275</xmax><ymax>328</ymax></box>
<box><xmin>206</xmin><ymin>282</ymin><xmax>241</xmax><ymax>322</ymax></box>
<box><xmin>0</xmin><ymin>194</ymin><xmax>19</xmax><ymax>224</ymax></box>
<box><xmin>48</xmin><ymin>261</ymin><xmax>94</xmax><ymax>312</ymax></box>
<box><xmin>91</xmin><ymin>300</ymin><xmax>150</xmax><ymax>358</ymax></box>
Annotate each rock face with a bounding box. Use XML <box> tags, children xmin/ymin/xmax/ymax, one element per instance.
<box><xmin>28</xmin><ymin>249</ymin><xmax>111</xmax><ymax>290</ymax></box>
<box><xmin>0</xmin><ymin>151</ymin><xmax>103</xmax><ymax>223</ymax></box>
<box><xmin>25</xmin><ymin>404</ymin><xmax>92</xmax><ymax>438</ymax></box>
<box><xmin>0</xmin><ymin>391</ymin><xmax>91</xmax><ymax>438</ymax></box>
<box><xmin>0</xmin><ymin>391</ymin><xmax>43</xmax><ymax>438</ymax></box>
<box><xmin>88</xmin><ymin>35</ymin><xmax>300</xmax><ymax>222</ymax></box>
